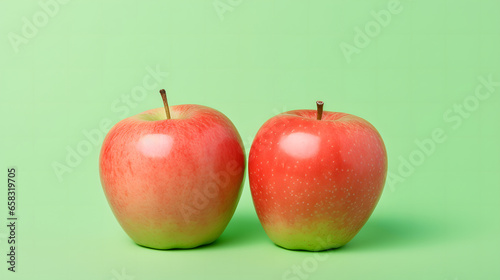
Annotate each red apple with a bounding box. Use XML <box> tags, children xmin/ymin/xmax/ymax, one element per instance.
<box><xmin>249</xmin><ymin>102</ymin><xmax>387</xmax><ymax>251</ymax></box>
<box><xmin>99</xmin><ymin>90</ymin><xmax>245</xmax><ymax>249</ymax></box>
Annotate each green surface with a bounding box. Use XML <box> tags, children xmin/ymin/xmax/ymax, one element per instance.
<box><xmin>1</xmin><ymin>0</ymin><xmax>499</xmax><ymax>279</ymax></box>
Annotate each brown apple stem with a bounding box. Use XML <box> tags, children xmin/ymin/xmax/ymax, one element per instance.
<box><xmin>316</xmin><ymin>101</ymin><xmax>324</xmax><ymax>120</ymax></box>
<box><xmin>159</xmin><ymin>89</ymin><xmax>171</xmax><ymax>119</ymax></box>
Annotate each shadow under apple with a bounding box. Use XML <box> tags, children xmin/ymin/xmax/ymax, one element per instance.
<box><xmin>345</xmin><ymin>215</ymin><xmax>451</xmax><ymax>252</ymax></box>
<box><xmin>214</xmin><ymin>210</ymin><xmax>268</xmax><ymax>248</ymax></box>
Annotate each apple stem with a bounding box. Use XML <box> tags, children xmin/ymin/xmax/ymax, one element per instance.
<box><xmin>316</xmin><ymin>101</ymin><xmax>324</xmax><ymax>120</ymax></box>
<box><xmin>159</xmin><ymin>89</ymin><xmax>171</xmax><ymax>120</ymax></box>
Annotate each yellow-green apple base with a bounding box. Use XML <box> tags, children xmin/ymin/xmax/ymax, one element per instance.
<box><xmin>121</xmin><ymin>216</ymin><xmax>230</xmax><ymax>249</ymax></box>
<box><xmin>263</xmin><ymin>221</ymin><xmax>359</xmax><ymax>251</ymax></box>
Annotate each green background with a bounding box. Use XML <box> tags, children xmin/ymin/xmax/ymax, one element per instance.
<box><xmin>1</xmin><ymin>0</ymin><xmax>499</xmax><ymax>279</ymax></box>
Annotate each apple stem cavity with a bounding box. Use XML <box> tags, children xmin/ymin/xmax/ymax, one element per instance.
<box><xmin>159</xmin><ymin>89</ymin><xmax>171</xmax><ymax>120</ymax></box>
<box><xmin>316</xmin><ymin>101</ymin><xmax>324</xmax><ymax>120</ymax></box>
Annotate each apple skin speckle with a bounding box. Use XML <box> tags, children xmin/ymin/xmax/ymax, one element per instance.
<box><xmin>248</xmin><ymin>109</ymin><xmax>387</xmax><ymax>251</ymax></box>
